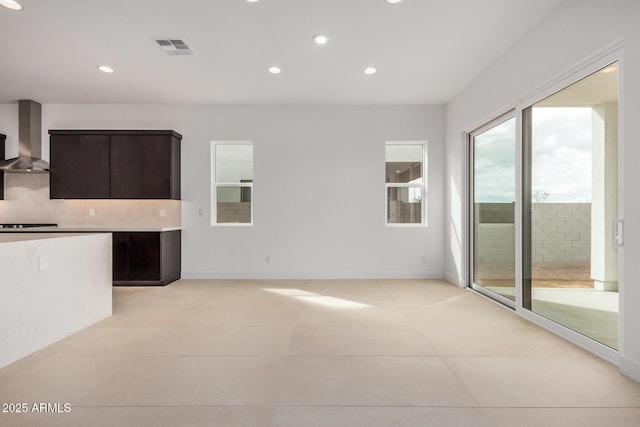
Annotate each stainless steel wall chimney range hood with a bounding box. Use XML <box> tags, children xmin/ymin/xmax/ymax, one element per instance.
<box><xmin>0</xmin><ymin>100</ymin><xmax>50</xmax><ymax>173</ymax></box>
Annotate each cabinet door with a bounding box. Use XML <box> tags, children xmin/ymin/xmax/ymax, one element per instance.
<box><xmin>110</xmin><ymin>135</ymin><xmax>142</xmax><ymax>199</ymax></box>
<box><xmin>129</xmin><ymin>233</ymin><xmax>161</xmax><ymax>281</ymax></box>
<box><xmin>111</xmin><ymin>134</ymin><xmax>174</xmax><ymax>199</ymax></box>
<box><xmin>112</xmin><ymin>233</ymin><xmax>130</xmax><ymax>281</ymax></box>
<box><xmin>140</xmin><ymin>135</ymin><xmax>172</xmax><ymax>199</ymax></box>
<box><xmin>50</xmin><ymin>134</ymin><xmax>110</xmax><ymax>199</ymax></box>
<box><xmin>112</xmin><ymin>231</ymin><xmax>179</xmax><ymax>286</ymax></box>
<box><xmin>161</xmin><ymin>230</ymin><xmax>181</xmax><ymax>284</ymax></box>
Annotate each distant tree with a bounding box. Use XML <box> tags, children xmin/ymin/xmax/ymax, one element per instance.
<box><xmin>533</xmin><ymin>191</ymin><xmax>550</xmax><ymax>202</ymax></box>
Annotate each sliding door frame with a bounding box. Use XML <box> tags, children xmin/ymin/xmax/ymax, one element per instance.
<box><xmin>516</xmin><ymin>48</ymin><xmax>623</xmax><ymax>364</ymax></box>
<box><xmin>465</xmin><ymin>45</ymin><xmax>624</xmax><ymax>365</ymax></box>
<box><xmin>468</xmin><ymin>111</ymin><xmax>517</xmax><ymax>309</ymax></box>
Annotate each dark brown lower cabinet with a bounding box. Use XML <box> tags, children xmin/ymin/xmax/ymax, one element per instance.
<box><xmin>112</xmin><ymin>230</ymin><xmax>181</xmax><ymax>286</ymax></box>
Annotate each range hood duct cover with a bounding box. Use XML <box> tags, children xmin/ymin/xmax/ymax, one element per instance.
<box><xmin>0</xmin><ymin>100</ymin><xmax>50</xmax><ymax>173</ymax></box>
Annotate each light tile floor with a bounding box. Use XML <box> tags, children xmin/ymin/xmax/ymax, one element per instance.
<box><xmin>1</xmin><ymin>279</ymin><xmax>639</xmax><ymax>426</ymax></box>
<box><xmin>487</xmin><ymin>286</ymin><xmax>619</xmax><ymax>348</ymax></box>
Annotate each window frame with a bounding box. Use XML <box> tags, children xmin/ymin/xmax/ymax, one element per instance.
<box><xmin>385</xmin><ymin>140</ymin><xmax>428</xmax><ymax>227</ymax></box>
<box><xmin>211</xmin><ymin>140</ymin><xmax>254</xmax><ymax>227</ymax></box>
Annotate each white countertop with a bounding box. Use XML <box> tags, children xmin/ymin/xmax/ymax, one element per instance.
<box><xmin>0</xmin><ymin>226</ymin><xmax>182</xmax><ymax>233</ymax></box>
<box><xmin>0</xmin><ymin>232</ymin><xmax>95</xmax><ymax>243</ymax></box>
<box><xmin>56</xmin><ymin>226</ymin><xmax>182</xmax><ymax>232</ymax></box>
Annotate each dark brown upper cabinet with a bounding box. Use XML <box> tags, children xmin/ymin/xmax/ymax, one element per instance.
<box><xmin>111</xmin><ymin>134</ymin><xmax>180</xmax><ymax>199</ymax></box>
<box><xmin>49</xmin><ymin>130</ymin><xmax>181</xmax><ymax>200</ymax></box>
<box><xmin>50</xmin><ymin>134</ymin><xmax>110</xmax><ymax>199</ymax></box>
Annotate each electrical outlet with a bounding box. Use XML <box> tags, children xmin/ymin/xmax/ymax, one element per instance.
<box><xmin>160</xmin><ymin>209</ymin><xmax>166</xmax><ymax>217</ymax></box>
<box><xmin>89</xmin><ymin>208</ymin><xmax>95</xmax><ymax>217</ymax></box>
<box><xmin>39</xmin><ymin>256</ymin><xmax>49</xmax><ymax>271</ymax></box>
<box><xmin>265</xmin><ymin>255</ymin><xmax>271</xmax><ymax>263</ymax></box>
<box><xmin>421</xmin><ymin>256</ymin><xmax>427</xmax><ymax>264</ymax></box>
<box><xmin>198</xmin><ymin>208</ymin><xmax>205</xmax><ymax>217</ymax></box>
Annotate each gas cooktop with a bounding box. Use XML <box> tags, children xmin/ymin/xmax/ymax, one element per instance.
<box><xmin>0</xmin><ymin>223</ymin><xmax>58</xmax><ymax>229</ymax></box>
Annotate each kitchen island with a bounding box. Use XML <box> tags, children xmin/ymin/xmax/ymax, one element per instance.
<box><xmin>0</xmin><ymin>226</ymin><xmax>182</xmax><ymax>286</ymax></box>
<box><xmin>0</xmin><ymin>233</ymin><xmax>112</xmax><ymax>368</ymax></box>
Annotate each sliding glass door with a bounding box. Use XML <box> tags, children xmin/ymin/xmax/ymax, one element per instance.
<box><xmin>470</xmin><ymin>116</ymin><xmax>516</xmax><ymax>305</ymax></box>
<box><xmin>523</xmin><ymin>62</ymin><xmax>620</xmax><ymax>349</ymax></box>
<box><xmin>468</xmin><ymin>60</ymin><xmax>621</xmax><ymax>353</ymax></box>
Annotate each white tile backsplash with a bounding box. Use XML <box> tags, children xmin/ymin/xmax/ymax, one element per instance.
<box><xmin>0</xmin><ymin>173</ymin><xmax>181</xmax><ymax>227</ymax></box>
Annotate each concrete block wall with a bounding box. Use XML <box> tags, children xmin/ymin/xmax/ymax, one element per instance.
<box><xmin>476</xmin><ymin>223</ymin><xmax>515</xmax><ymax>264</ymax></box>
<box><xmin>532</xmin><ymin>203</ymin><xmax>591</xmax><ymax>264</ymax></box>
<box><xmin>476</xmin><ymin>202</ymin><xmax>515</xmax><ymax>224</ymax></box>
<box><xmin>388</xmin><ymin>201</ymin><xmax>422</xmax><ymax>224</ymax></box>
<box><xmin>475</xmin><ymin>203</ymin><xmax>591</xmax><ymax>266</ymax></box>
<box><xmin>217</xmin><ymin>202</ymin><xmax>251</xmax><ymax>224</ymax></box>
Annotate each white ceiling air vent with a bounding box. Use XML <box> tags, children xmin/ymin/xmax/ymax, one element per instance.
<box><xmin>154</xmin><ymin>38</ymin><xmax>194</xmax><ymax>55</ymax></box>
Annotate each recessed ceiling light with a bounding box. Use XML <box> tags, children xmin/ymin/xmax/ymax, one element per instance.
<box><xmin>268</xmin><ymin>66</ymin><xmax>281</xmax><ymax>74</ymax></box>
<box><xmin>386</xmin><ymin>0</ymin><xmax>403</xmax><ymax>3</ymax></box>
<box><xmin>98</xmin><ymin>65</ymin><xmax>115</xmax><ymax>74</ymax></box>
<box><xmin>313</xmin><ymin>34</ymin><xmax>329</xmax><ymax>45</ymax></box>
<box><xmin>0</xmin><ymin>0</ymin><xmax>23</xmax><ymax>10</ymax></box>
<box><xmin>364</xmin><ymin>67</ymin><xmax>377</xmax><ymax>75</ymax></box>
<box><xmin>246</xmin><ymin>0</ymin><xmax>259</xmax><ymax>2</ymax></box>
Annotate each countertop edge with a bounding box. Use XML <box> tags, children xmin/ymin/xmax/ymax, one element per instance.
<box><xmin>0</xmin><ymin>226</ymin><xmax>183</xmax><ymax>233</ymax></box>
<box><xmin>0</xmin><ymin>232</ymin><xmax>111</xmax><ymax>244</ymax></box>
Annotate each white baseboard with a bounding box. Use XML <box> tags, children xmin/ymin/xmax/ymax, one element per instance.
<box><xmin>181</xmin><ymin>270</ymin><xmax>446</xmax><ymax>280</ymax></box>
<box><xmin>620</xmin><ymin>355</ymin><xmax>640</xmax><ymax>383</ymax></box>
<box><xmin>445</xmin><ymin>272</ymin><xmax>465</xmax><ymax>288</ymax></box>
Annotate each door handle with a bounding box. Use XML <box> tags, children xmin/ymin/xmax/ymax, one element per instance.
<box><xmin>611</xmin><ymin>219</ymin><xmax>624</xmax><ymax>248</ymax></box>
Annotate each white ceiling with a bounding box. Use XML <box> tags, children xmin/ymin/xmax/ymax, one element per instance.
<box><xmin>0</xmin><ymin>0</ymin><xmax>562</xmax><ymax>105</ymax></box>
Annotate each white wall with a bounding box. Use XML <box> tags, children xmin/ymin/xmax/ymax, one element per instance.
<box><xmin>445</xmin><ymin>0</ymin><xmax>640</xmax><ymax>380</ymax></box>
<box><xmin>1</xmin><ymin>104</ymin><xmax>445</xmax><ymax>279</ymax></box>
